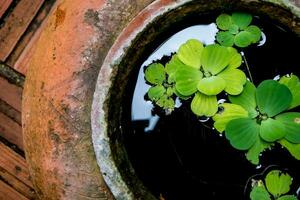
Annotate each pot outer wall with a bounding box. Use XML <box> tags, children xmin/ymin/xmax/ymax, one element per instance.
<box><xmin>23</xmin><ymin>0</ymin><xmax>300</xmax><ymax>200</ymax></box>
<box><xmin>22</xmin><ymin>0</ymin><xmax>154</xmax><ymax>199</ymax></box>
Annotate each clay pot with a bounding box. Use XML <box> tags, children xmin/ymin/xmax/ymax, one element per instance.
<box><xmin>23</xmin><ymin>0</ymin><xmax>300</xmax><ymax>199</ymax></box>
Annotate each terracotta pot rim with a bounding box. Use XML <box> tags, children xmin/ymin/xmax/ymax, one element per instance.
<box><xmin>91</xmin><ymin>1</ymin><xmax>300</xmax><ymax>199</ymax></box>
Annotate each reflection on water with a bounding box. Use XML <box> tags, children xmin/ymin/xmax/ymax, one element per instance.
<box><xmin>131</xmin><ymin>23</ymin><xmax>218</xmax><ymax>132</ymax></box>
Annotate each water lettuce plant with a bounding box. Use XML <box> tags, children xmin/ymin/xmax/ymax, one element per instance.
<box><xmin>174</xmin><ymin>39</ymin><xmax>246</xmax><ymax>116</ymax></box>
<box><xmin>143</xmin><ymin>12</ymin><xmax>300</xmax><ymax>171</ymax></box>
<box><xmin>144</xmin><ymin>63</ymin><xmax>176</xmax><ymax>111</ymax></box>
<box><xmin>213</xmin><ymin>77</ymin><xmax>300</xmax><ymax>164</ymax></box>
<box><xmin>250</xmin><ymin>170</ymin><xmax>297</xmax><ymax>200</ymax></box>
<box><xmin>216</xmin><ymin>12</ymin><xmax>262</xmax><ymax>47</ymax></box>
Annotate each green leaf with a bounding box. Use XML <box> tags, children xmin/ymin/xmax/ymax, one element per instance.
<box><xmin>265</xmin><ymin>170</ymin><xmax>292</xmax><ymax>198</ymax></box>
<box><xmin>178</xmin><ymin>39</ymin><xmax>204</xmax><ymax>69</ymax></box>
<box><xmin>216</xmin><ymin>13</ymin><xmax>233</xmax><ymax>30</ymax></box>
<box><xmin>225</xmin><ymin>118</ymin><xmax>259</xmax><ymax>150</ymax></box>
<box><xmin>279</xmin><ymin>75</ymin><xmax>300</xmax><ymax>109</ymax></box>
<box><xmin>246</xmin><ymin>137</ymin><xmax>271</xmax><ymax>165</ymax></box>
<box><xmin>276</xmin><ymin>112</ymin><xmax>300</xmax><ymax>143</ymax></box>
<box><xmin>191</xmin><ymin>92</ymin><xmax>218</xmax><ymax>117</ymax></box>
<box><xmin>216</xmin><ymin>31</ymin><xmax>234</xmax><ymax>47</ymax></box>
<box><xmin>218</xmin><ymin>68</ymin><xmax>247</xmax><ymax>95</ymax></box>
<box><xmin>157</xmin><ymin>95</ymin><xmax>175</xmax><ymax>110</ymax></box>
<box><xmin>228</xmin><ymin>24</ymin><xmax>239</xmax><ymax>34</ymax></box>
<box><xmin>174</xmin><ymin>88</ymin><xmax>190</xmax><ymax>100</ymax></box>
<box><xmin>260</xmin><ymin>118</ymin><xmax>286</xmax><ymax>142</ymax></box>
<box><xmin>256</xmin><ymin>80</ymin><xmax>292</xmax><ymax>117</ymax></box>
<box><xmin>166</xmin><ymin>87</ymin><xmax>174</xmax><ymax>97</ymax></box>
<box><xmin>145</xmin><ymin>63</ymin><xmax>166</xmax><ymax>85</ymax></box>
<box><xmin>201</xmin><ymin>44</ymin><xmax>231</xmax><ymax>75</ymax></box>
<box><xmin>232</xmin><ymin>12</ymin><xmax>252</xmax><ymax>30</ymax></box>
<box><xmin>165</xmin><ymin>54</ymin><xmax>186</xmax><ymax>83</ymax></box>
<box><xmin>279</xmin><ymin>139</ymin><xmax>300</xmax><ymax>160</ymax></box>
<box><xmin>212</xmin><ymin>103</ymin><xmax>248</xmax><ymax>133</ymax></box>
<box><xmin>277</xmin><ymin>195</ymin><xmax>298</xmax><ymax>200</ymax></box>
<box><xmin>234</xmin><ymin>31</ymin><xmax>253</xmax><ymax>47</ymax></box>
<box><xmin>245</xmin><ymin>25</ymin><xmax>262</xmax><ymax>43</ymax></box>
<box><xmin>148</xmin><ymin>85</ymin><xmax>166</xmax><ymax>101</ymax></box>
<box><xmin>229</xmin><ymin>81</ymin><xmax>258</xmax><ymax>118</ymax></box>
<box><xmin>227</xmin><ymin>47</ymin><xmax>242</xmax><ymax>69</ymax></box>
<box><xmin>197</xmin><ymin>76</ymin><xmax>226</xmax><ymax>95</ymax></box>
<box><xmin>250</xmin><ymin>185</ymin><xmax>272</xmax><ymax>200</ymax></box>
<box><xmin>175</xmin><ymin>66</ymin><xmax>203</xmax><ymax>96</ymax></box>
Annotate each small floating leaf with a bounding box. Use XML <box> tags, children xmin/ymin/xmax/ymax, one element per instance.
<box><xmin>148</xmin><ymin>85</ymin><xmax>165</xmax><ymax>101</ymax></box>
<box><xmin>197</xmin><ymin>76</ymin><xmax>226</xmax><ymax>96</ymax></box>
<box><xmin>145</xmin><ymin>63</ymin><xmax>165</xmax><ymax>85</ymax></box>
<box><xmin>245</xmin><ymin>25</ymin><xmax>262</xmax><ymax>43</ymax></box>
<box><xmin>246</xmin><ymin>137</ymin><xmax>271</xmax><ymax>165</ymax></box>
<box><xmin>174</xmin><ymin>88</ymin><xmax>190</xmax><ymax>100</ymax></box>
<box><xmin>250</xmin><ymin>185</ymin><xmax>271</xmax><ymax>200</ymax></box>
<box><xmin>225</xmin><ymin>118</ymin><xmax>259</xmax><ymax>150</ymax></box>
<box><xmin>276</xmin><ymin>112</ymin><xmax>300</xmax><ymax>143</ymax></box>
<box><xmin>232</xmin><ymin>12</ymin><xmax>252</xmax><ymax>30</ymax></box>
<box><xmin>256</xmin><ymin>80</ymin><xmax>292</xmax><ymax>117</ymax></box>
<box><xmin>218</xmin><ymin>68</ymin><xmax>246</xmax><ymax>95</ymax></box>
<box><xmin>165</xmin><ymin>54</ymin><xmax>186</xmax><ymax>83</ymax></box>
<box><xmin>228</xmin><ymin>24</ymin><xmax>239</xmax><ymax>34</ymax></box>
<box><xmin>227</xmin><ymin>47</ymin><xmax>242</xmax><ymax>69</ymax></box>
<box><xmin>213</xmin><ymin>103</ymin><xmax>248</xmax><ymax>133</ymax></box>
<box><xmin>265</xmin><ymin>170</ymin><xmax>292</xmax><ymax>198</ymax></box>
<box><xmin>175</xmin><ymin>66</ymin><xmax>203</xmax><ymax>96</ymax></box>
<box><xmin>216</xmin><ymin>13</ymin><xmax>233</xmax><ymax>30</ymax></box>
<box><xmin>191</xmin><ymin>92</ymin><xmax>218</xmax><ymax>117</ymax></box>
<box><xmin>279</xmin><ymin>139</ymin><xmax>300</xmax><ymax>160</ymax></box>
<box><xmin>178</xmin><ymin>39</ymin><xmax>204</xmax><ymax>69</ymax></box>
<box><xmin>216</xmin><ymin>31</ymin><xmax>234</xmax><ymax>47</ymax></box>
<box><xmin>234</xmin><ymin>31</ymin><xmax>253</xmax><ymax>47</ymax></box>
<box><xmin>157</xmin><ymin>95</ymin><xmax>175</xmax><ymax>110</ymax></box>
<box><xmin>277</xmin><ymin>195</ymin><xmax>298</xmax><ymax>200</ymax></box>
<box><xmin>260</xmin><ymin>118</ymin><xmax>286</xmax><ymax>142</ymax></box>
<box><xmin>279</xmin><ymin>74</ymin><xmax>300</xmax><ymax>109</ymax></box>
<box><xmin>166</xmin><ymin>87</ymin><xmax>174</xmax><ymax>97</ymax></box>
<box><xmin>201</xmin><ymin>44</ymin><xmax>231</xmax><ymax>75</ymax></box>
<box><xmin>229</xmin><ymin>81</ymin><xmax>258</xmax><ymax>118</ymax></box>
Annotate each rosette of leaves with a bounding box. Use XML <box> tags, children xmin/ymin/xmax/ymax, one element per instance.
<box><xmin>216</xmin><ymin>12</ymin><xmax>262</xmax><ymax>47</ymax></box>
<box><xmin>250</xmin><ymin>170</ymin><xmax>297</xmax><ymax>200</ymax></box>
<box><xmin>213</xmin><ymin>76</ymin><xmax>300</xmax><ymax>165</ymax></box>
<box><xmin>144</xmin><ymin>63</ymin><xmax>176</xmax><ymax>110</ymax></box>
<box><xmin>174</xmin><ymin>39</ymin><xmax>246</xmax><ymax>117</ymax></box>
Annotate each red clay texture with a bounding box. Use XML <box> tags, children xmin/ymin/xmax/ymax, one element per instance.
<box><xmin>23</xmin><ymin>0</ymin><xmax>153</xmax><ymax>199</ymax></box>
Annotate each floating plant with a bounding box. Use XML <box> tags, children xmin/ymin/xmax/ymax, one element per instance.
<box><xmin>213</xmin><ymin>77</ymin><xmax>300</xmax><ymax>164</ymax></box>
<box><xmin>140</xmin><ymin>11</ymin><xmax>300</xmax><ymax>198</ymax></box>
<box><xmin>144</xmin><ymin>39</ymin><xmax>245</xmax><ymax>116</ymax></box>
<box><xmin>250</xmin><ymin>170</ymin><xmax>297</xmax><ymax>200</ymax></box>
<box><xmin>144</xmin><ymin>63</ymin><xmax>176</xmax><ymax>111</ymax></box>
<box><xmin>216</xmin><ymin>12</ymin><xmax>262</xmax><ymax>47</ymax></box>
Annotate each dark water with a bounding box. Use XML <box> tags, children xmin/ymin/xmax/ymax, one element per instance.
<box><xmin>122</xmin><ymin>14</ymin><xmax>300</xmax><ymax>200</ymax></box>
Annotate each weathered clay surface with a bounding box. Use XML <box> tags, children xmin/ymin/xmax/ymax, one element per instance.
<box><xmin>23</xmin><ymin>0</ymin><xmax>154</xmax><ymax>199</ymax></box>
<box><xmin>23</xmin><ymin>0</ymin><xmax>299</xmax><ymax>200</ymax></box>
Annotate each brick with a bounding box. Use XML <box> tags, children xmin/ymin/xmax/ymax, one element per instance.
<box><xmin>0</xmin><ymin>142</ymin><xmax>32</xmax><ymax>187</ymax></box>
<box><xmin>0</xmin><ymin>0</ymin><xmax>44</xmax><ymax>61</ymax></box>
<box><xmin>0</xmin><ymin>0</ymin><xmax>12</xmax><ymax>19</ymax></box>
<box><xmin>0</xmin><ymin>76</ymin><xmax>22</xmax><ymax>112</ymax></box>
<box><xmin>0</xmin><ymin>166</ymin><xmax>35</xmax><ymax>199</ymax></box>
<box><xmin>0</xmin><ymin>112</ymin><xmax>23</xmax><ymax>150</ymax></box>
<box><xmin>0</xmin><ymin>179</ymin><xmax>28</xmax><ymax>200</ymax></box>
<box><xmin>0</xmin><ymin>98</ymin><xmax>21</xmax><ymax>125</ymax></box>
<box><xmin>6</xmin><ymin>0</ymin><xmax>56</xmax><ymax>75</ymax></box>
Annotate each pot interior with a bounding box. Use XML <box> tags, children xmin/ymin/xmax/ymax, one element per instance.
<box><xmin>103</xmin><ymin>1</ymin><xmax>300</xmax><ymax>199</ymax></box>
